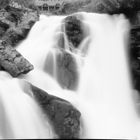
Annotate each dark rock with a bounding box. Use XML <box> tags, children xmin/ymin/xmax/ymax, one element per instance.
<box><xmin>0</xmin><ymin>21</ymin><xmax>9</xmax><ymax>32</ymax></box>
<box><xmin>64</xmin><ymin>15</ymin><xmax>84</xmax><ymax>48</ymax></box>
<box><xmin>0</xmin><ymin>1</ymin><xmax>39</xmax><ymax>47</ymax></box>
<box><xmin>130</xmin><ymin>11</ymin><xmax>140</xmax><ymax>26</ymax></box>
<box><xmin>5</xmin><ymin>6</ymin><xmax>23</xmax><ymax>24</ymax></box>
<box><xmin>52</xmin><ymin>15</ymin><xmax>91</xmax><ymax>90</ymax></box>
<box><xmin>56</xmin><ymin>51</ymin><xmax>79</xmax><ymax>90</ymax></box>
<box><xmin>21</xmin><ymin>28</ymin><xmax>30</xmax><ymax>37</ymax></box>
<box><xmin>0</xmin><ymin>40</ymin><xmax>33</xmax><ymax>77</ymax></box>
<box><xmin>0</xmin><ymin>21</ymin><xmax>9</xmax><ymax>38</ymax></box>
<box><xmin>0</xmin><ymin>0</ymin><xmax>10</xmax><ymax>10</ymax></box>
<box><xmin>44</xmin><ymin>34</ymin><xmax>79</xmax><ymax>90</ymax></box>
<box><xmin>0</xmin><ymin>0</ymin><xmax>39</xmax><ymax>76</ymax></box>
<box><xmin>31</xmin><ymin>85</ymin><xmax>81</xmax><ymax>139</ymax></box>
<box><xmin>2</xmin><ymin>29</ymin><xmax>25</xmax><ymax>46</ymax></box>
<box><xmin>130</xmin><ymin>25</ymin><xmax>140</xmax><ymax>94</ymax></box>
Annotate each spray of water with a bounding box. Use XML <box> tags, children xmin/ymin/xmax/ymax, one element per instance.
<box><xmin>0</xmin><ymin>72</ymin><xmax>55</xmax><ymax>139</ymax></box>
<box><xmin>0</xmin><ymin>12</ymin><xmax>140</xmax><ymax>139</ymax></box>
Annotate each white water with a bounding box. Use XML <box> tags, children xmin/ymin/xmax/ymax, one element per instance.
<box><xmin>0</xmin><ymin>12</ymin><xmax>140</xmax><ymax>139</ymax></box>
<box><xmin>0</xmin><ymin>72</ymin><xmax>54</xmax><ymax>139</ymax></box>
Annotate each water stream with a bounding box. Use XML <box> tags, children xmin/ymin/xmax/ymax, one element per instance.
<box><xmin>0</xmin><ymin>12</ymin><xmax>139</xmax><ymax>139</ymax></box>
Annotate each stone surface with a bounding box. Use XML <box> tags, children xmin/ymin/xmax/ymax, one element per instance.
<box><xmin>0</xmin><ymin>0</ymin><xmax>39</xmax><ymax>76</ymax></box>
<box><xmin>2</xmin><ymin>29</ymin><xmax>25</xmax><ymax>47</ymax></box>
<box><xmin>0</xmin><ymin>4</ymin><xmax>39</xmax><ymax>47</ymax></box>
<box><xmin>130</xmin><ymin>25</ymin><xmax>140</xmax><ymax>93</ymax></box>
<box><xmin>0</xmin><ymin>21</ymin><xmax>10</xmax><ymax>38</ymax></box>
<box><xmin>63</xmin><ymin>15</ymin><xmax>84</xmax><ymax>48</ymax></box>
<box><xmin>31</xmin><ymin>85</ymin><xmax>81</xmax><ymax>139</ymax></box>
<box><xmin>56</xmin><ymin>51</ymin><xmax>79</xmax><ymax>90</ymax></box>
<box><xmin>130</xmin><ymin>11</ymin><xmax>140</xmax><ymax>25</ymax></box>
<box><xmin>0</xmin><ymin>40</ymin><xmax>33</xmax><ymax>77</ymax></box>
<box><xmin>51</xmin><ymin>15</ymin><xmax>90</xmax><ymax>90</ymax></box>
<box><xmin>0</xmin><ymin>0</ymin><xmax>10</xmax><ymax>9</ymax></box>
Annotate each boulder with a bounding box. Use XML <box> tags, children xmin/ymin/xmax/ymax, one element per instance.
<box><xmin>0</xmin><ymin>40</ymin><xmax>33</xmax><ymax>77</ymax></box>
<box><xmin>130</xmin><ymin>11</ymin><xmax>140</xmax><ymax>25</ymax></box>
<box><xmin>0</xmin><ymin>4</ymin><xmax>39</xmax><ymax>47</ymax></box>
<box><xmin>2</xmin><ymin>29</ymin><xmax>25</xmax><ymax>47</ymax></box>
<box><xmin>63</xmin><ymin>15</ymin><xmax>84</xmax><ymax>48</ymax></box>
<box><xmin>0</xmin><ymin>21</ymin><xmax>10</xmax><ymax>38</ymax></box>
<box><xmin>0</xmin><ymin>0</ymin><xmax>39</xmax><ymax>76</ymax></box>
<box><xmin>130</xmin><ymin>25</ymin><xmax>140</xmax><ymax>93</ymax></box>
<box><xmin>56</xmin><ymin>51</ymin><xmax>79</xmax><ymax>90</ymax></box>
<box><xmin>51</xmin><ymin>15</ymin><xmax>91</xmax><ymax>90</ymax></box>
<box><xmin>31</xmin><ymin>85</ymin><xmax>81</xmax><ymax>139</ymax></box>
<box><xmin>0</xmin><ymin>0</ymin><xmax>9</xmax><ymax>9</ymax></box>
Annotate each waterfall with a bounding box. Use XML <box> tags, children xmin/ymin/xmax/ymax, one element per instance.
<box><xmin>0</xmin><ymin>72</ymin><xmax>54</xmax><ymax>139</ymax></box>
<box><xmin>0</xmin><ymin>12</ymin><xmax>139</xmax><ymax>139</ymax></box>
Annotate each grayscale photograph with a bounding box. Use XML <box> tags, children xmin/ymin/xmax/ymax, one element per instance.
<box><xmin>0</xmin><ymin>0</ymin><xmax>140</xmax><ymax>139</ymax></box>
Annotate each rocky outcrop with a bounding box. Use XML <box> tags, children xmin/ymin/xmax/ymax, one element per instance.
<box><xmin>0</xmin><ymin>0</ymin><xmax>10</xmax><ymax>9</ymax></box>
<box><xmin>49</xmin><ymin>15</ymin><xmax>90</xmax><ymax>90</ymax></box>
<box><xmin>31</xmin><ymin>85</ymin><xmax>81</xmax><ymax>139</ymax></box>
<box><xmin>129</xmin><ymin>11</ymin><xmax>140</xmax><ymax>25</ymax></box>
<box><xmin>130</xmin><ymin>25</ymin><xmax>140</xmax><ymax>92</ymax></box>
<box><xmin>63</xmin><ymin>15</ymin><xmax>84</xmax><ymax>48</ymax></box>
<box><xmin>0</xmin><ymin>0</ymin><xmax>39</xmax><ymax>76</ymax></box>
<box><xmin>0</xmin><ymin>40</ymin><xmax>33</xmax><ymax>77</ymax></box>
<box><xmin>128</xmin><ymin>10</ymin><xmax>140</xmax><ymax>94</ymax></box>
<box><xmin>56</xmin><ymin>51</ymin><xmax>79</xmax><ymax>90</ymax></box>
<box><xmin>0</xmin><ymin>4</ymin><xmax>39</xmax><ymax>47</ymax></box>
<box><xmin>0</xmin><ymin>20</ymin><xmax>10</xmax><ymax>38</ymax></box>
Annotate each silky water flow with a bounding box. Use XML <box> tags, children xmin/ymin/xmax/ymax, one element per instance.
<box><xmin>0</xmin><ymin>12</ymin><xmax>139</xmax><ymax>139</ymax></box>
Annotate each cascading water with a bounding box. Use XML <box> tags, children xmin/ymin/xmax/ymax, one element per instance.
<box><xmin>0</xmin><ymin>72</ymin><xmax>54</xmax><ymax>139</ymax></box>
<box><xmin>0</xmin><ymin>12</ymin><xmax>140</xmax><ymax>139</ymax></box>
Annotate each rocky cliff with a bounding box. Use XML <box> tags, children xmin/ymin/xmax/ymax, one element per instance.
<box><xmin>0</xmin><ymin>0</ymin><xmax>39</xmax><ymax>77</ymax></box>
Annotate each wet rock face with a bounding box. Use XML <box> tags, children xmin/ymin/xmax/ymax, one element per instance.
<box><xmin>0</xmin><ymin>0</ymin><xmax>39</xmax><ymax>48</ymax></box>
<box><xmin>50</xmin><ymin>15</ymin><xmax>90</xmax><ymax>90</ymax></box>
<box><xmin>130</xmin><ymin>26</ymin><xmax>140</xmax><ymax>93</ymax></box>
<box><xmin>3</xmin><ymin>29</ymin><xmax>25</xmax><ymax>47</ymax></box>
<box><xmin>56</xmin><ymin>51</ymin><xmax>79</xmax><ymax>90</ymax></box>
<box><xmin>0</xmin><ymin>21</ymin><xmax>9</xmax><ymax>37</ymax></box>
<box><xmin>0</xmin><ymin>41</ymin><xmax>33</xmax><ymax>77</ymax></box>
<box><xmin>31</xmin><ymin>85</ymin><xmax>81</xmax><ymax>139</ymax></box>
<box><xmin>0</xmin><ymin>6</ymin><xmax>39</xmax><ymax>47</ymax></box>
<box><xmin>5</xmin><ymin>6</ymin><xmax>23</xmax><ymax>24</ymax></box>
<box><xmin>44</xmin><ymin>49</ymin><xmax>79</xmax><ymax>90</ymax></box>
<box><xmin>64</xmin><ymin>15</ymin><xmax>84</xmax><ymax>48</ymax></box>
<box><xmin>44</xmin><ymin>15</ymin><xmax>86</xmax><ymax>90</ymax></box>
<box><xmin>0</xmin><ymin>0</ymin><xmax>9</xmax><ymax>9</ymax></box>
<box><xmin>0</xmin><ymin>0</ymin><xmax>39</xmax><ymax>76</ymax></box>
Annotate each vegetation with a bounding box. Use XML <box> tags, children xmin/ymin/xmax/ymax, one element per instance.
<box><xmin>0</xmin><ymin>0</ymin><xmax>36</xmax><ymax>10</ymax></box>
<box><xmin>10</xmin><ymin>0</ymin><xmax>35</xmax><ymax>8</ymax></box>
